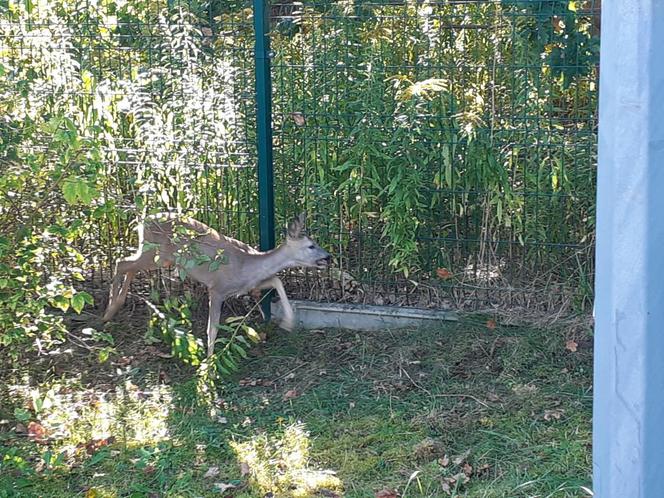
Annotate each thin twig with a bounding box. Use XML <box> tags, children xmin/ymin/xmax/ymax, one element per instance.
<box><xmin>399</xmin><ymin>364</ymin><xmax>432</xmax><ymax>396</ymax></box>
<box><xmin>65</xmin><ymin>330</ymin><xmax>104</xmax><ymax>352</ymax></box>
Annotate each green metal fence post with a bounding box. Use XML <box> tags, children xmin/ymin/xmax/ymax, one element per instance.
<box><xmin>254</xmin><ymin>0</ymin><xmax>275</xmax><ymax>321</ymax></box>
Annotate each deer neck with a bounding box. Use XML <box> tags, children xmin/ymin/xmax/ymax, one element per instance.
<box><xmin>249</xmin><ymin>243</ymin><xmax>296</xmax><ymax>281</ymax></box>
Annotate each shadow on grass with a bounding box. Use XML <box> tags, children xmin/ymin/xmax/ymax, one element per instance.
<box><xmin>0</xmin><ymin>310</ymin><xmax>593</xmax><ymax>498</ymax></box>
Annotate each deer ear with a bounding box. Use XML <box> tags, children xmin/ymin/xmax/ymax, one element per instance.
<box><xmin>287</xmin><ymin>215</ymin><xmax>303</xmax><ymax>239</ymax></box>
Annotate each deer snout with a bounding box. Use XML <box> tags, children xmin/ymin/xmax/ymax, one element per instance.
<box><xmin>316</xmin><ymin>251</ymin><xmax>332</xmax><ymax>268</ymax></box>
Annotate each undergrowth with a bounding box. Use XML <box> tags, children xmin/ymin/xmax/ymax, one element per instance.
<box><xmin>0</xmin><ymin>320</ymin><xmax>592</xmax><ymax>497</ymax></box>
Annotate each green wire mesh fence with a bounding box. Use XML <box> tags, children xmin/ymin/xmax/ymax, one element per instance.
<box><xmin>1</xmin><ymin>0</ymin><xmax>599</xmax><ymax>317</ymax></box>
<box><xmin>271</xmin><ymin>0</ymin><xmax>599</xmax><ymax>315</ymax></box>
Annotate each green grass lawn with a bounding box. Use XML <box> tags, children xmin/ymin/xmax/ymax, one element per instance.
<box><xmin>0</xmin><ymin>319</ymin><xmax>592</xmax><ymax>497</ymax></box>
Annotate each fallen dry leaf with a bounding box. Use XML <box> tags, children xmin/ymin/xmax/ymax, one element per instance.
<box><xmin>436</xmin><ymin>268</ymin><xmax>453</xmax><ymax>280</ymax></box>
<box><xmin>552</xmin><ymin>15</ymin><xmax>565</xmax><ymax>33</ymax></box>
<box><xmin>15</xmin><ymin>423</ymin><xmax>27</xmax><ymax>434</ymax></box>
<box><xmin>27</xmin><ymin>421</ymin><xmax>47</xmax><ymax>443</ymax></box>
<box><xmin>486</xmin><ymin>392</ymin><xmax>500</xmax><ymax>402</ymax></box>
<box><xmin>441</xmin><ymin>479</ymin><xmax>451</xmax><ymax>495</ymax></box>
<box><xmin>240</xmin><ymin>461</ymin><xmax>251</xmax><ymax>477</ymax></box>
<box><xmin>375</xmin><ymin>489</ymin><xmax>399</xmax><ymax>498</ymax></box>
<box><xmin>452</xmin><ymin>449</ymin><xmax>470</xmax><ymax>466</ymax></box>
<box><xmin>83</xmin><ymin>436</ymin><xmax>116</xmax><ymax>454</ymax></box>
<box><xmin>291</xmin><ymin>112</ymin><xmax>306</xmax><ymax>126</ymax></box>
<box><xmin>439</xmin><ymin>454</ymin><xmax>450</xmax><ymax>467</ymax></box>
<box><xmin>565</xmin><ymin>340</ymin><xmax>578</xmax><ymax>352</ymax></box>
<box><xmin>204</xmin><ymin>466</ymin><xmax>220</xmax><ymax>478</ymax></box>
<box><xmin>441</xmin><ymin>473</ymin><xmax>467</xmax><ymax>495</ymax></box>
<box><xmin>455</xmin><ymin>472</ymin><xmax>470</xmax><ymax>484</ymax></box>
<box><xmin>486</xmin><ymin>319</ymin><xmax>497</xmax><ymax>330</ymax></box>
<box><xmin>213</xmin><ymin>482</ymin><xmax>236</xmax><ymax>492</ymax></box>
<box><xmin>283</xmin><ymin>389</ymin><xmax>298</xmax><ymax>401</ymax></box>
<box><xmin>544</xmin><ymin>408</ymin><xmax>565</xmax><ymax>421</ymax></box>
<box><xmin>477</xmin><ymin>463</ymin><xmax>490</xmax><ymax>476</ymax></box>
<box><xmin>115</xmin><ymin>356</ymin><xmax>133</xmax><ymax>366</ymax></box>
<box><xmin>462</xmin><ymin>462</ymin><xmax>473</xmax><ymax>477</ymax></box>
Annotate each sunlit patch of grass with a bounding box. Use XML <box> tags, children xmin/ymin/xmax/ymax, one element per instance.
<box><xmin>231</xmin><ymin>422</ymin><xmax>343</xmax><ymax>497</ymax></box>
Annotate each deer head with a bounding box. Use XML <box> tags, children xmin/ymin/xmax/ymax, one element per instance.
<box><xmin>284</xmin><ymin>212</ymin><xmax>331</xmax><ymax>269</ymax></box>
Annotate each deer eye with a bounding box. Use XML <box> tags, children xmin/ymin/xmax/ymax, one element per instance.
<box><xmin>308</xmin><ymin>245</ymin><xmax>315</xmax><ymax>249</ymax></box>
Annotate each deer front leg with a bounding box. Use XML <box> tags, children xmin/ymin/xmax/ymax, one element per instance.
<box><xmin>206</xmin><ymin>287</ymin><xmax>225</xmax><ymax>357</ymax></box>
<box><xmin>256</xmin><ymin>277</ymin><xmax>295</xmax><ymax>331</ymax></box>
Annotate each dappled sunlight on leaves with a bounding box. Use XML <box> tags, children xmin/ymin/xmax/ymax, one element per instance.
<box><xmin>6</xmin><ymin>375</ymin><xmax>174</xmax><ymax>462</ymax></box>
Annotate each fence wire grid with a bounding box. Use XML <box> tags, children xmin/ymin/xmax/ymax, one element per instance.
<box><xmin>270</xmin><ymin>0</ymin><xmax>599</xmax><ymax>315</ymax></box>
<box><xmin>1</xmin><ymin>0</ymin><xmax>600</xmax><ymax>318</ymax></box>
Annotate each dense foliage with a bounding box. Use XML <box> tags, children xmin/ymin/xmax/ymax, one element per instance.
<box><xmin>0</xmin><ymin>0</ymin><xmax>599</xmax><ymax>359</ymax></box>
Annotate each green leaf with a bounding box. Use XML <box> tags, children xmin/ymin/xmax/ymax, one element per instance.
<box><xmin>62</xmin><ymin>180</ymin><xmax>79</xmax><ymax>205</ymax></box>
<box><xmin>79</xmin><ymin>291</ymin><xmax>94</xmax><ymax>305</ymax></box>
<box><xmin>222</xmin><ymin>354</ymin><xmax>238</xmax><ymax>371</ymax></box>
<box><xmin>52</xmin><ymin>295</ymin><xmax>70</xmax><ymax>312</ymax></box>
<box><xmin>93</xmin><ymin>330</ymin><xmax>115</xmax><ymax>345</ymax></box>
<box><xmin>232</xmin><ymin>343</ymin><xmax>247</xmax><ymax>359</ymax></box>
<box><xmin>76</xmin><ymin>182</ymin><xmax>95</xmax><ymax>205</ymax></box>
<box><xmin>208</xmin><ymin>259</ymin><xmax>223</xmax><ymax>272</ymax></box>
<box><xmin>87</xmin><ymin>448</ymin><xmax>110</xmax><ymax>466</ymax></box>
<box><xmin>71</xmin><ymin>294</ymin><xmax>86</xmax><ymax>314</ymax></box>
<box><xmin>14</xmin><ymin>407</ymin><xmax>31</xmax><ymax>423</ymax></box>
<box><xmin>98</xmin><ymin>348</ymin><xmax>111</xmax><ymax>363</ymax></box>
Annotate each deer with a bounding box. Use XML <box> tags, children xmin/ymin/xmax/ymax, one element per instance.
<box><xmin>101</xmin><ymin>212</ymin><xmax>331</xmax><ymax>357</ymax></box>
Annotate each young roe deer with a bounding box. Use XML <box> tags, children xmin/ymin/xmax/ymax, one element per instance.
<box><xmin>102</xmin><ymin>212</ymin><xmax>331</xmax><ymax>356</ymax></box>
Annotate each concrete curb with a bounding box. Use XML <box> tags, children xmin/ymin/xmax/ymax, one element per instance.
<box><xmin>271</xmin><ymin>300</ymin><xmax>458</xmax><ymax>331</ymax></box>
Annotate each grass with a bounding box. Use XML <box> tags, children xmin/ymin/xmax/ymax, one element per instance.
<box><xmin>0</xmin><ymin>317</ymin><xmax>592</xmax><ymax>497</ymax></box>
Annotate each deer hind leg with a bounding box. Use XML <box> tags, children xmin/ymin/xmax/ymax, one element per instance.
<box><xmin>249</xmin><ymin>288</ymin><xmax>266</xmax><ymax>320</ymax></box>
<box><xmin>102</xmin><ymin>251</ymin><xmax>158</xmax><ymax>322</ymax></box>
<box><xmin>255</xmin><ymin>277</ymin><xmax>295</xmax><ymax>331</ymax></box>
<box><xmin>206</xmin><ymin>288</ymin><xmax>225</xmax><ymax>357</ymax></box>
